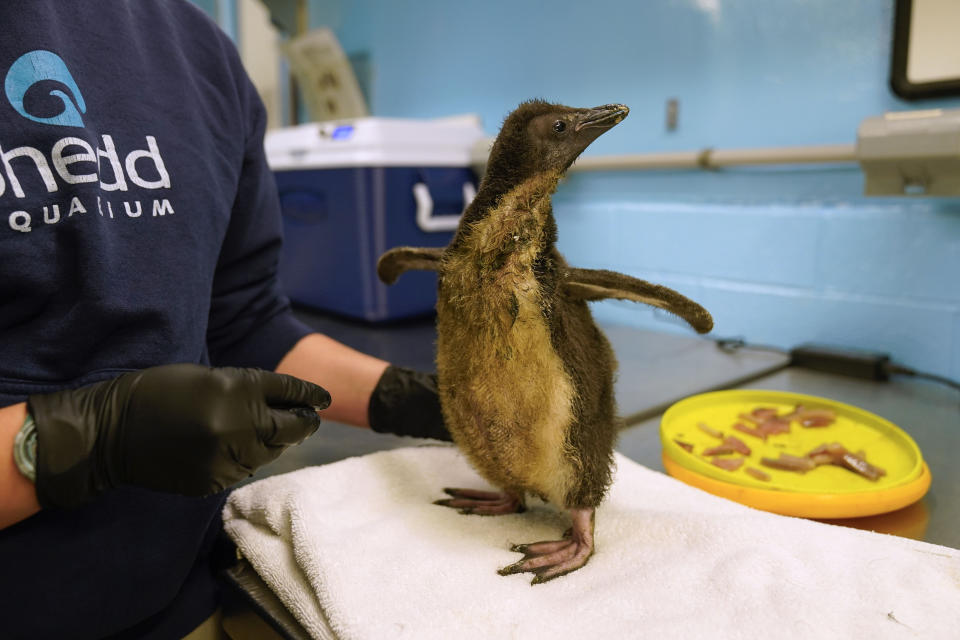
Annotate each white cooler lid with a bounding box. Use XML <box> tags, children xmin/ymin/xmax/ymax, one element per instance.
<box><xmin>265</xmin><ymin>115</ymin><xmax>487</xmax><ymax>170</ymax></box>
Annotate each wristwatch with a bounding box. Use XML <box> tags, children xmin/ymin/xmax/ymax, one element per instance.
<box><xmin>13</xmin><ymin>413</ymin><xmax>37</xmax><ymax>483</ymax></box>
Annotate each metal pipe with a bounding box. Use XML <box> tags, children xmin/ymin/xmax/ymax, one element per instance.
<box><xmin>571</xmin><ymin>144</ymin><xmax>859</xmax><ymax>171</ymax></box>
<box><xmin>470</xmin><ymin>141</ymin><xmax>859</xmax><ymax>172</ymax></box>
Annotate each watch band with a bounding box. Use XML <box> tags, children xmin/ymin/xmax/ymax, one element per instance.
<box><xmin>13</xmin><ymin>413</ymin><xmax>37</xmax><ymax>483</ymax></box>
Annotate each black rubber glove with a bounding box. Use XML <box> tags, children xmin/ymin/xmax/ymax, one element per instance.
<box><xmin>368</xmin><ymin>365</ymin><xmax>452</xmax><ymax>442</ymax></box>
<box><xmin>27</xmin><ymin>364</ymin><xmax>331</xmax><ymax>509</ymax></box>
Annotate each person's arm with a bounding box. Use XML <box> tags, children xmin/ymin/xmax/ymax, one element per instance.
<box><xmin>277</xmin><ymin>333</ymin><xmax>451</xmax><ymax>441</ymax></box>
<box><xmin>0</xmin><ymin>366</ymin><xmax>330</xmax><ymax>531</ymax></box>
<box><xmin>0</xmin><ymin>403</ymin><xmax>40</xmax><ymax>529</ymax></box>
<box><xmin>276</xmin><ymin>333</ymin><xmax>388</xmax><ymax>427</ymax></box>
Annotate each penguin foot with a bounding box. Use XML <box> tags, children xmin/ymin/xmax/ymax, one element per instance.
<box><xmin>498</xmin><ymin>507</ymin><xmax>595</xmax><ymax>585</ymax></box>
<box><xmin>433</xmin><ymin>488</ymin><xmax>524</xmax><ymax>515</ymax></box>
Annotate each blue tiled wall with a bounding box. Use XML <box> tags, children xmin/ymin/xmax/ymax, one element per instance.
<box><xmin>309</xmin><ymin>0</ymin><xmax>960</xmax><ymax>381</ymax></box>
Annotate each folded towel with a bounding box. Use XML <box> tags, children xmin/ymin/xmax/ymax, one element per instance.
<box><xmin>223</xmin><ymin>445</ymin><xmax>960</xmax><ymax>640</ymax></box>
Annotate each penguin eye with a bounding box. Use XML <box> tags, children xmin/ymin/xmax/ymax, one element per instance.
<box><xmin>553</xmin><ymin>120</ymin><xmax>567</xmax><ymax>133</ymax></box>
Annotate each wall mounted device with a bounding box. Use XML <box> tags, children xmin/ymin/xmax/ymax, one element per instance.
<box><xmin>857</xmin><ymin>108</ymin><xmax>960</xmax><ymax>196</ymax></box>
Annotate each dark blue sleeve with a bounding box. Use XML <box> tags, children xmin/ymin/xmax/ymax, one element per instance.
<box><xmin>206</xmin><ymin>54</ymin><xmax>312</xmax><ymax>370</ymax></box>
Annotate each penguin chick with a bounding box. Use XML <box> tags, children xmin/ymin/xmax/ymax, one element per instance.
<box><xmin>377</xmin><ymin>100</ymin><xmax>713</xmax><ymax>584</ymax></box>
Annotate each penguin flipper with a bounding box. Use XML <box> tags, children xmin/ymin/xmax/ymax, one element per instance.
<box><xmin>377</xmin><ymin>247</ymin><xmax>444</xmax><ymax>284</ymax></box>
<box><xmin>563</xmin><ymin>267</ymin><xmax>713</xmax><ymax>334</ymax></box>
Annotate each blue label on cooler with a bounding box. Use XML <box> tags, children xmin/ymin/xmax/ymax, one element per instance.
<box><xmin>332</xmin><ymin>125</ymin><xmax>354</xmax><ymax>140</ymax></box>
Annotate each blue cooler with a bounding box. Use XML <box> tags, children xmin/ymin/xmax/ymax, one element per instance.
<box><xmin>265</xmin><ymin>117</ymin><xmax>485</xmax><ymax>322</ymax></box>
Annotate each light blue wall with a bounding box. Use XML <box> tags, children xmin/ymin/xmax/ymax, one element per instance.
<box><xmin>311</xmin><ymin>0</ymin><xmax>960</xmax><ymax>381</ymax></box>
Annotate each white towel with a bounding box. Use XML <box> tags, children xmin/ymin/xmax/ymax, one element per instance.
<box><xmin>223</xmin><ymin>445</ymin><xmax>960</xmax><ymax>640</ymax></box>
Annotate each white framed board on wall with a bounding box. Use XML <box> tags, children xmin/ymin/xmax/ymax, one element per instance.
<box><xmin>891</xmin><ymin>0</ymin><xmax>960</xmax><ymax>99</ymax></box>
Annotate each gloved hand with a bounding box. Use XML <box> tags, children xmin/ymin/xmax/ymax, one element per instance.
<box><xmin>27</xmin><ymin>364</ymin><xmax>331</xmax><ymax>509</ymax></box>
<box><xmin>368</xmin><ymin>365</ymin><xmax>452</xmax><ymax>442</ymax></box>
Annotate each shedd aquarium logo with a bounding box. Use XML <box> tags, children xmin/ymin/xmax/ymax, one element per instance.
<box><xmin>5</xmin><ymin>50</ymin><xmax>87</xmax><ymax>127</ymax></box>
<box><xmin>1</xmin><ymin>50</ymin><xmax>175</xmax><ymax>233</ymax></box>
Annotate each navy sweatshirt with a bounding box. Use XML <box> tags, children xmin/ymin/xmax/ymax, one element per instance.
<box><xmin>0</xmin><ymin>2</ymin><xmax>312</xmax><ymax>637</ymax></box>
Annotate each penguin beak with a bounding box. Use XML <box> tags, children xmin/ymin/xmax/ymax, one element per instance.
<box><xmin>574</xmin><ymin>104</ymin><xmax>630</xmax><ymax>132</ymax></box>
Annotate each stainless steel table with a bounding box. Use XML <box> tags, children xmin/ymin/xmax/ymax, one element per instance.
<box><xmin>255</xmin><ymin>308</ymin><xmax>958</xmax><ymax>548</ymax></box>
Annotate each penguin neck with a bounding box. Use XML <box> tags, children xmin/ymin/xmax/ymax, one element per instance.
<box><xmin>454</xmin><ymin>169</ymin><xmax>562</xmax><ymax>257</ymax></box>
<box><xmin>455</xmin><ymin>169</ymin><xmax>561</xmax><ymax>265</ymax></box>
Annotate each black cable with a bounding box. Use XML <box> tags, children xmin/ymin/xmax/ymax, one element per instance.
<box><xmin>715</xmin><ymin>338</ymin><xmax>960</xmax><ymax>394</ymax></box>
<box><xmin>714</xmin><ymin>336</ymin><xmax>747</xmax><ymax>352</ymax></box>
<box><xmin>713</xmin><ymin>336</ymin><xmax>788</xmax><ymax>356</ymax></box>
<box><xmin>886</xmin><ymin>364</ymin><xmax>960</xmax><ymax>392</ymax></box>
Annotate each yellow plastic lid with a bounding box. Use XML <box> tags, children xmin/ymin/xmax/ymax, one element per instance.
<box><xmin>659</xmin><ymin>390</ymin><xmax>931</xmax><ymax>518</ymax></box>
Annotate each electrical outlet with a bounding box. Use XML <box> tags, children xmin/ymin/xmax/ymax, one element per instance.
<box><xmin>666</xmin><ymin>98</ymin><xmax>679</xmax><ymax>131</ymax></box>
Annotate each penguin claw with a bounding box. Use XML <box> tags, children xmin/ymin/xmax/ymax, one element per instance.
<box><xmin>510</xmin><ymin>539</ymin><xmax>571</xmax><ymax>555</ymax></box>
<box><xmin>497</xmin><ymin>561</ymin><xmax>525</xmax><ymax>576</ymax></box>
<box><xmin>433</xmin><ymin>488</ymin><xmax>524</xmax><ymax>515</ymax></box>
<box><xmin>499</xmin><ymin>507</ymin><xmax>596</xmax><ymax>585</ymax></box>
<box><xmin>441</xmin><ymin>487</ymin><xmax>504</xmax><ymax>500</ymax></box>
<box><xmin>499</xmin><ymin>538</ymin><xmax>593</xmax><ymax>585</ymax></box>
